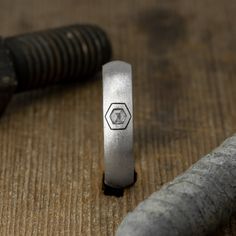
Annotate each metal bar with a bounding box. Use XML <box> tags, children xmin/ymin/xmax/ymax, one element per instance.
<box><xmin>103</xmin><ymin>61</ymin><xmax>134</xmax><ymax>189</ymax></box>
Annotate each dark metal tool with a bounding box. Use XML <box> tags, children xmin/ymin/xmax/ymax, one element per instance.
<box><xmin>0</xmin><ymin>24</ymin><xmax>112</xmax><ymax>114</ymax></box>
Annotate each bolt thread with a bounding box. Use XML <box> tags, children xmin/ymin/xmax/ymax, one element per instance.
<box><xmin>4</xmin><ymin>24</ymin><xmax>112</xmax><ymax>92</ymax></box>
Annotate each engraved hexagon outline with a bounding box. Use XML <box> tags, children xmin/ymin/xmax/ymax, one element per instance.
<box><xmin>105</xmin><ymin>103</ymin><xmax>131</xmax><ymax>130</ymax></box>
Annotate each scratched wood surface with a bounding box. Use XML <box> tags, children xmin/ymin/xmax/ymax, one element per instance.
<box><xmin>0</xmin><ymin>0</ymin><xmax>236</xmax><ymax>235</ymax></box>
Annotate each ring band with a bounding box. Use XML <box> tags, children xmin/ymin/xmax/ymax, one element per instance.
<box><xmin>103</xmin><ymin>61</ymin><xmax>134</xmax><ymax>190</ymax></box>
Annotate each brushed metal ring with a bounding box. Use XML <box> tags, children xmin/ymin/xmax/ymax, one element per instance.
<box><xmin>102</xmin><ymin>60</ymin><xmax>135</xmax><ymax>192</ymax></box>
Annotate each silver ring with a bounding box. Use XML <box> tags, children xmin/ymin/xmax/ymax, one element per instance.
<box><xmin>102</xmin><ymin>61</ymin><xmax>134</xmax><ymax>190</ymax></box>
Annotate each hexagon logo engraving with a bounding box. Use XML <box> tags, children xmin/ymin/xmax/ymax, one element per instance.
<box><xmin>105</xmin><ymin>103</ymin><xmax>131</xmax><ymax>130</ymax></box>
<box><xmin>110</xmin><ymin>108</ymin><xmax>127</xmax><ymax>124</ymax></box>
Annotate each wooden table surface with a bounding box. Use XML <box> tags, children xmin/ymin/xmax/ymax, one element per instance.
<box><xmin>0</xmin><ymin>0</ymin><xmax>236</xmax><ymax>235</ymax></box>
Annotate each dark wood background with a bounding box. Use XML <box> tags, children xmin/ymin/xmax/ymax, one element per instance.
<box><xmin>0</xmin><ymin>0</ymin><xmax>236</xmax><ymax>235</ymax></box>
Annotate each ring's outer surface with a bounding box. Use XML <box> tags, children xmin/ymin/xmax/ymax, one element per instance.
<box><xmin>103</xmin><ymin>61</ymin><xmax>134</xmax><ymax>189</ymax></box>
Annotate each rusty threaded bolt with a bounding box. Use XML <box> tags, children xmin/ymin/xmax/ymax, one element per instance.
<box><xmin>0</xmin><ymin>24</ymin><xmax>112</xmax><ymax>114</ymax></box>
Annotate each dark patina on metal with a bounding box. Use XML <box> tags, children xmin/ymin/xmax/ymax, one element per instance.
<box><xmin>0</xmin><ymin>24</ymin><xmax>112</xmax><ymax>114</ymax></box>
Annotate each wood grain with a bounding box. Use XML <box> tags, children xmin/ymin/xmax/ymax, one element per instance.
<box><xmin>0</xmin><ymin>0</ymin><xmax>235</xmax><ymax>235</ymax></box>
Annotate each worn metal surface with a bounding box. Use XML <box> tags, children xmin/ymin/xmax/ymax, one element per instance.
<box><xmin>117</xmin><ymin>134</ymin><xmax>236</xmax><ymax>236</ymax></box>
<box><xmin>103</xmin><ymin>61</ymin><xmax>134</xmax><ymax>189</ymax></box>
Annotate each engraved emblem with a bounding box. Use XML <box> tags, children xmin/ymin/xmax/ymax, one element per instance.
<box><xmin>110</xmin><ymin>109</ymin><xmax>127</xmax><ymax>124</ymax></box>
<box><xmin>105</xmin><ymin>103</ymin><xmax>131</xmax><ymax>130</ymax></box>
